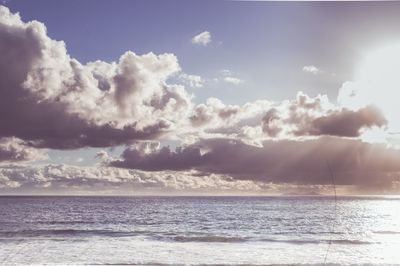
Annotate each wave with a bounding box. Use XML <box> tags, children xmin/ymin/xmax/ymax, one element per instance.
<box><xmin>92</xmin><ymin>264</ymin><xmax>340</xmax><ymax>266</ymax></box>
<box><xmin>35</xmin><ymin>220</ymin><xmax>96</xmax><ymax>225</ymax></box>
<box><xmin>373</xmin><ymin>230</ymin><xmax>400</xmax><ymax>235</ymax></box>
<box><xmin>0</xmin><ymin>229</ymin><xmax>149</xmax><ymax>238</ymax></box>
<box><xmin>154</xmin><ymin>234</ymin><xmax>375</xmax><ymax>245</ymax></box>
<box><xmin>171</xmin><ymin>235</ymin><xmax>247</xmax><ymax>243</ymax></box>
<box><xmin>90</xmin><ymin>264</ymin><xmax>339</xmax><ymax>266</ymax></box>
<box><xmin>259</xmin><ymin>238</ymin><xmax>376</xmax><ymax>245</ymax></box>
<box><xmin>0</xmin><ymin>229</ymin><xmax>377</xmax><ymax>245</ymax></box>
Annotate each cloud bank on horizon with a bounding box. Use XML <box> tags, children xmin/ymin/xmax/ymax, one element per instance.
<box><xmin>0</xmin><ymin>5</ymin><xmax>399</xmax><ymax>195</ymax></box>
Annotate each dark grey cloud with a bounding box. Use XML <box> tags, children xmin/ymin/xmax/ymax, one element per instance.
<box><xmin>110</xmin><ymin>137</ymin><xmax>400</xmax><ymax>190</ymax></box>
<box><xmin>298</xmin><ymin>105</ymin><xmax>387</xmax><ymax>137</ymax></box>
<box><xmin>111</xmin><ymin>142</ymin><xmax>204</xmax><ymax>171</ymax></box>
<box><xmin>261</xmin><ymin>93</ymin><xmax>386</xmax><ymax>138</ymax></box>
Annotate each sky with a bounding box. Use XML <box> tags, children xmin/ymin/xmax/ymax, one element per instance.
<box><xmin>1</xmin><ymin>0</ymin><xmax>400</xmax><ymax>195</ymax></box>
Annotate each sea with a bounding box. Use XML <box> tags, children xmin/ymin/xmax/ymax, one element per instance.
<box><xmin>1</xmin><ymin>196</ymin><xmax>400</xmax><ymax>265</ymax></box>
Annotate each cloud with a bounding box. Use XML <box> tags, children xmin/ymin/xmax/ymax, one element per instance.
<box><xmin>0</xmin><ymin>6</ymin><xmax>398</xmax><ymax>196</ymax></box>
<box><xmin>302</xmin><ymin>65</ymin><xmax>321</xmax><ymax>75</ymax></box>
<box><xmin>223</xmin><ymin>76</ymin><xmax>243</xmax><ymax>85</ymax></box>
<box><xmin>109</xmin><ymin>137</ymin><xmax>400</xmax><ymax>192</ymax></box>
<box><xmin>111</xmin><ymin>141</ymin><xmax>204</xmax><ymax>171</ymax></box>
<box><xmin>260</xmin><ymin>92</ymin><xmax>386</xmax><ymax>138</ymax></box>
<box><xmin>95</xmin><ymin>150</ymin><xmax>112</xmax><ymax>162</ymax></box>
<box><xmin>0</xmin><ymin>163</ymin><xmax>271</xmax><ymax>195</ymax></box>
<box><xmin>186</xmin><ymin>92</ymin><xmax>386</xmax><ymax>144</ymax></box>
<box><xmin>190</xmin><ymin>98</ymin><xmax>243</xmax><ymax>128</ymax></box>
<box><xmin>179</xmin><ymin>73</ymin><xmax>204</xmax><ymax>88</ymax></box>
<box><xmin>0</xmin><ymin>137</ymin><xmax>47</xmax><ymax>163</ymax></box>
<box><xmin>219</xmin><ymin>69</ymin><xmax>243</xmax><ymax>85</ymax></box>
<box><xmin>191</xmin><ymin>31</ymin><xmax>211</xmax><ymax>46</ymax></box>
<box><xmin>0</xmin><ymin>6</ymin><xmax>192</xmax><ymax>149</ymax></box>
<box><xmin>303</xmin><ymin>105</ymin><xmax>387</xmax><ymax>137</ymax></box>
<box><xmin>0</xmin><ymin>6</ymin><xmax>386</xmax><ymax>151</ymax></box>
<box><xmin>3</xmin><ymin>136</ymin><xmax>399</xmax><ymax>194</ymax></box>
<box><xmin>187</xmin><ymin>98</ymin><xmax>273</xmax><ymax>146</ymax></box>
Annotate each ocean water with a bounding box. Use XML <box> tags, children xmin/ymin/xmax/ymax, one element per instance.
<box><xmin>1</xmin><ymin>196</ymin><xmax>400</xmax><ymax>265</ymax></box>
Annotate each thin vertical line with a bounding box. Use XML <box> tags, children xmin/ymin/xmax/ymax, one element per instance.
<box><xmin>323</xmin><ymin>160</ymin><xmax>337</xmax><ymax>265</ymax></box>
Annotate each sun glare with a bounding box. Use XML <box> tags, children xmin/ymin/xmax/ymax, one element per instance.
<box><xmin>353</xmin><ymin>44</ymin><xmax>400</xmax><ymax>133</ymax></box>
